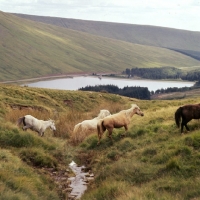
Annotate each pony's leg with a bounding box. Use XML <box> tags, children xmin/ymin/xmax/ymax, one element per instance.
<box><xmin>97</xmin><ymin>128</ymin><xmax>103</xmax><ymax>145</ymax></box>
<box><xmin>107</xmin><ymin>128</ymin><xmax>114</xmax><ymax>143</ymax></box>
<box><xmin>121</xmin><ymin>125</ymin><xmax>128</xmax><ymax>137</ymax></box>
<box><xmin>97</xmin><ymin>133</ymin><xmax>101</xmax><ymax>145</ymax></box>
<box><xmin>181</xmin><ymin>122</ymin><xmax>185</xmax><ymax>134</ymax></box>
<box><xmin>185</xmin><ymin>124</ymin><xmax>190</xmax><ymax>132</ymax></box>
<box><xmin>39</xmin><ymin>132</ymin><xmax>44</xmax><ymax>137</ymax></box>
<box><xmin>22</xmin><ymin>125</ymin><xmax>32</xmax><ymax>131</ymax></box>
<box><xmin>181</xmin><ymin>120</ymin><xmax>190</xmax><ymax>134</ymax></box>
<box><xmin>97</xmin><ymin>123</ymin><xmax>103</xmax><ymax>145</ymax></box>
<box><xmin>97</xmin><ymin>130</ymin><xmax>104</xmax><ymax>145</ymax></box>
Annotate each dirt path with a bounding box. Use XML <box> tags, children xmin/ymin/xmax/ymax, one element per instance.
<box><xmin>0</xmin><ymin>73</ymin><xmax>92</xmax><ymax>84</ymax></box>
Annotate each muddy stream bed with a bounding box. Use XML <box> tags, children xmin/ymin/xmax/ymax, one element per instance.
<box><xmin>40</xmin><ymin>161</ymin><xmax>94</xmax><ymax>200</ymax></box>
<box><xmin>68</xmin><ymin>161</ymin><xmax>94</xmax><ymax>199</ymax></box>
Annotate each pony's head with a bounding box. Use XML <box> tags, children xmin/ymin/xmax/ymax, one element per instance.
<box><xmin>49</xmin><ymin>119</ymin><xmax>56</xmax><ymax>131</ymax></box>
<box><xmin>98</xmin><ymin>109</ymin><xmax>111</xmax><ymax>119</ymax></box>
<box><xmin>131</xmin><ymin>104</ymin><xmax>144</xmax><ymax>116</ymax></box>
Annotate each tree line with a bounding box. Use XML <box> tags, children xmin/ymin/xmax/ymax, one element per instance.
<box><xmin>79</xmin><ymin>84</ymin><xmax>197</xmax><ymax>99</ymax></box>
<box><xmin>124</xmin><ymin>67</ymin><xmax>200</xmax><ymax>82</ymax></box>
<box><xmin>79</xmin><ymin>85</ymin><xmax>151</xmax><ymax>100</ymax></box>
<box><xmin>152</xmin><ymin>86</ymin><xmax>193</xmax><ymax>95</ymax></box>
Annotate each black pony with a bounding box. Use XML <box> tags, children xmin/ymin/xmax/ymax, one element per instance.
<box><xmin>175</xmin><ymin>104</ymin><xmax>200</xmax><ymax>134</ymax></box>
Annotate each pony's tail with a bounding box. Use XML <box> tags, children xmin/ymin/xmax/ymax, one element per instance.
<box><xmin>71</xmin><ymin>123</ymin><xmax>83</xmax><ymax>145</ymax></box>
<box><xmin>16</xmin><ymin>117</ymin><xmax>24</xmax><ymax>126</ymax></box>
<box><xmin>73</xmin><ymin>123</ymin><xmax>81</xmax><ymax>135</ymax></box>
<box><xmin>97</xmin><ymin>119</ymin><xmax>106</xmax><ymax>137</ymax></box>
<box><xmin>175</xmin><ymin>107</ymin><xmax>182</xmax><ymax>128</ymax></box>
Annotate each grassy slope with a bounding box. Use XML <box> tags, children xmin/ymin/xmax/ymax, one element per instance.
<box><xmin>80</xmin><ymin>97</ymin><xmax>200</xmax><ymax>200</ymax></box>
<box><xmin>0</xmin><ymin>84</ymin><xmax>127</xmax><ymax>199</ymax></box>
<box><xmin>13</xmin><ymin>13</ymin><xmax>200</xmax><ymax>52</ymax></box>
<box><xmin>1</xmin><ymin>84</ymin><xmax>200</xmax><ymax>199</ymax></box>
<box><xmin>1</xmin><ymin>11</ymin><xmax>200</xmax><ymax>81</ymax></box>
<box><xmin>151</xmin><ymin>87</ymin><xmax>200</xmax><ymax>100</ymax></box>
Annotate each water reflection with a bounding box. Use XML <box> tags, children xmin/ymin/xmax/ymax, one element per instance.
<box><xmin>26</xmin><ymin>76</ymin><xmax>195</xmax><ymax>92</ymax></box>
<box><xmin>68</xmin><ymin>161</ymin><xmax>94</xmax><ymax>199</ymax></box>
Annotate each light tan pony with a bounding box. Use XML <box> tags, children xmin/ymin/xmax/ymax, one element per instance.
<box><xmin>97</xmin><ymin>104</ymin><xmax>144</xmax><ymax>145</ymax></box>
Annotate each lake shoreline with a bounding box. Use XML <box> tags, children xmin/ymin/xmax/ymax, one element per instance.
<box><xmin>0</xmin><ymin>72</ymin><xmax>195</xmax><ymax>85</ymax></box>
<box><xmin>0</xmin><ymin>72</ymin><xmax>91</xmax><ymax>85</ymax></box>
<box><xmin>24</xmin><ymin>75</ymin><xmax>195</xmax><ymax>92</ymax></box>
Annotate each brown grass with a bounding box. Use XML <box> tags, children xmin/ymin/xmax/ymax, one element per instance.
<box><xmin>4</xmin><ymin>94</ymin><xmax>127</xmax><ymax>145</ymax></box>
<box><xmin>5</xmin><ymin>109</ymin><xmax>51</xmax><ymax>124</ymax></box>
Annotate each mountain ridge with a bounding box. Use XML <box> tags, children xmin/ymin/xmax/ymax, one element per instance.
<box><xmin>0</xmin><ymin>11</ymin><xmax>200</xmax><ymax>81</ymax></box>
<box><xmin>13</xmin><ymin>13</ymin><xmax>200</xmax><ymax>52</ymax></box>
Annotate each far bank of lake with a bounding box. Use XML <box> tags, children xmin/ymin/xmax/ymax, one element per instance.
<box><xmin>25</xmin><ymin>76</ymin><xmax>195</xmax><ymax>92</ymax></box>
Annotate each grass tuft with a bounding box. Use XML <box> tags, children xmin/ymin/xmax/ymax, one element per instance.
<box><xmin>19</xmin><ymin>148</ymin><xmax>58</xmax><ymax>168</ymax></box>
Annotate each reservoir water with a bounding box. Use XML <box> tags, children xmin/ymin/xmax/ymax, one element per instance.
<box><xmin>26</xmin><ymin>76</ymin><xmax>195</xmax><ymax>92</ymax></box>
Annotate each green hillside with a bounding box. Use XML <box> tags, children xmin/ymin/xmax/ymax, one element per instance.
<box><xmin>1</xmin><ymin>11</ymin><xmax>200</xmax><ymax>82</ymax></box>
<box><xmin>1</xmin><ymin>84</ymin><xmax>200</xmax><ymax>199</ymax></box>
<box><xmin>14</xmin><ymin>13</ymin><xmax>200</xmax><ymax>60</ymax></box>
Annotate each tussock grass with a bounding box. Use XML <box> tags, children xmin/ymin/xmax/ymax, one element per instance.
<box><xmin>0</xmin><ymin>149</ymin><xmax>59</xmax><ymax>200</ymax></box>
<box><xmin>81</xmin><ymin>179</ymin><xmax>128</xmax><ymax>200</ymax></box>
<box><xmin>19</xmin><ymin>147</ymin><xmax>58</xmax><ymax>167</ymax></box>
<box><xmin>0</xmin><ymin>125</ymin><xmax>56</xmax><ymax>149</ymax></box>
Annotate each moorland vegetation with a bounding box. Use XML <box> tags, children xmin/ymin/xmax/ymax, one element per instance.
<box><xmin>1</xmin><ymin>84</ymin><xmax>200</xmax><ymax>199</ymax></box>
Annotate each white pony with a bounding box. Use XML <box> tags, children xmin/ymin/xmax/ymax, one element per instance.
<box><xmin>72</xmin><ymin>109</ymin><xmax>111</xmax><ymax>144</ymax></box>
<box><xmin>17</xmin><ymin>115</ymin><xmax>56</xmax><ymax>136</ymax></box>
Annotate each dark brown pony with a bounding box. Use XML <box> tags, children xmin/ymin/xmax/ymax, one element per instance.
<box><xmin>175</xmin><ymin>104</ymin><xmax>200</xmax><ymax>134</ymax></box>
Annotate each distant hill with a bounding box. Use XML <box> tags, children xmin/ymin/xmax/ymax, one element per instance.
<box><xmin>13</xmin><ymin>13</ymin><xmax>200</xmax><ymax>61</ymax></box>
<box><xmin>1</xmin><ymin>11</ymin><xmax>200</xmax><ymax>82</ymax></box>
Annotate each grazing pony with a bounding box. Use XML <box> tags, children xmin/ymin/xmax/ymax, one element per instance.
<box><xmin>72</xmin><ymin>109</ymin><xmax>111</xmax><ymax>144</ymax></box>
<box><xmin>97</xmin><ymin>104</ymin><xmax>144</xmax><ymax>145</ymax></box>
<box><xmin>17</xmin><ymin>115</ymin><xmax>56</xmax><ymax>136</ymax></box>
<box><xmin>175</xmin><ymin>104</ymin><xmax>200</xmax><ymax>134</ymax></box>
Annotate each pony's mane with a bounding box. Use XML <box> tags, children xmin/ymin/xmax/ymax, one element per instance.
<box><xmin>48</xmin><ymin>119</ymin><xmax>55</xmax><ymax>123</ymax></box>
<box><xmin>125</xmin><ymin>104</ymin><xmax>138</xmax><ymax>118</ymax></box>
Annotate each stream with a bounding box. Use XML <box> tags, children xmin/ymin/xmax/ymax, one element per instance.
<box><xmin>68</xmin><ymin>161</ymin><xmax>94</xmax><ymax>200</ymax></box>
